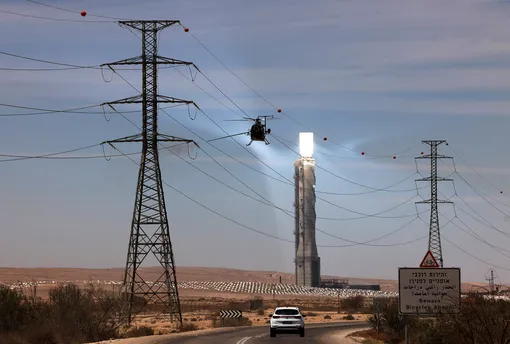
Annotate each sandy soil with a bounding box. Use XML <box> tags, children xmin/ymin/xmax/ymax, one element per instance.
<box><xmin>0</xmin><ymin>266</ymin><xmax>491</xmax><ymax>293</ymax></box>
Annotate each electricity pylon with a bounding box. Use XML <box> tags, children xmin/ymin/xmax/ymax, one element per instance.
<box><xmin>415</xmin><ymin>140</ymin><xmax>453</xmax><ymax>268</ymax></box>
<box><xmin>101</xmin><ymin>20</ymin><xmax>199</xmax><ymax>326</ymax></box>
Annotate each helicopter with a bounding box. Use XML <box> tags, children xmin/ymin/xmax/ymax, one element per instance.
<box><xmin>207</xmin><ymin>115</ymin><xmax>274</xmax><ymax>146</ymax></box>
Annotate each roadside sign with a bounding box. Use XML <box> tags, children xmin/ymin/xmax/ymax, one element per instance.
<box><xmin>398</xmin><ymin>267</ymin><xmax>461</xmax><ymax>315</ymax></box>
<box><xmin>420</xmin><ymin>250</ymin><xmax>439</xmax><ymax>268</ymax></box>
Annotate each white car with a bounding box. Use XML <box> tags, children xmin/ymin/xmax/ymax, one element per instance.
<box><xmin>269</xmin><ymin>306</ymin><xmax>305</xmax><ymax>337</ymax></box>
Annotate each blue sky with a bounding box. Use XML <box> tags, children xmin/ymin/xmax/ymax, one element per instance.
<box><xmin>2</xmin><ymin>0</ymin><xmax>510</xmax><ymax>285</ymax></box>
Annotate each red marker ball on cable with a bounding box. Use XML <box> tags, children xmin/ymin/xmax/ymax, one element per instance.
<box><xmin>421</xmin><ymin>152</ymin><xmax>424</xmax><ymax>155</ymax></box>
<box><xmin>361</xmin><ymin>152</ymin><xmax>365</xmax><ymax>155</ymax></box>
<box><xmin>393</xmin><ymin>156</ymin><xmax>396</xmax><ymax>159</ymax></box>
<box><xmin>323</xmin><ymin>137</ymin><xmax>327</xmax><ymax>141</ymax></box>
<box><xmin>80</xmin><ymin>10</ymin><xmax>87</xmax><ymax>17</ymax></box>
<box><xmin>277</xmin><ymin>108</ymin><xmax>282</xmax><ymax>113</ymax></box>
<box><xmin>184</xmin><ymin>27</ymin><xmax>189</xmax><ymax>32</ymax></box>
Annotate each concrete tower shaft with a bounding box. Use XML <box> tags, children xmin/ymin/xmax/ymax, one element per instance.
<box><xmin>294</xmin><ymin>157</ymin><xmax>320</xmax><ymax>287</ymax></box>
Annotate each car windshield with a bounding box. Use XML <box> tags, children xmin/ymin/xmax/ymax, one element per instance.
<box><xmin>275</xmin><ymin>309</ymin><xmax>299</xmax><ymax>315</ymax></box>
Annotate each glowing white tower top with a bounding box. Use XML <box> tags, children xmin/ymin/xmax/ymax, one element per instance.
<box><xmin>299</xmin><ymin>132</ymin><xmax>314</xmax><ymax>158</ymax></box>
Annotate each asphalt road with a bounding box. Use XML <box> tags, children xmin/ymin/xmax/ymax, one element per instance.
<box><xmin>161</xmin><ymin>322</ymin><xmax>369</xmax><ymax>344</ymax></box>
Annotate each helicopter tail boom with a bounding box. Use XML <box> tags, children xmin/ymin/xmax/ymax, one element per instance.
<box><xmin>206</xmin><ymin>132</ymin><xmax>249</xmax><ymax>143</ymax></box>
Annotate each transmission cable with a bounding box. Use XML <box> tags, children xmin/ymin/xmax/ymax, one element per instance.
<box><xmin>108</xmin><ymin>67</ymin><xmax>421</xmax><ymax>220</ymax></box>
<box><xmin>173</xmin><ymin>66</ymin><xmax>425</xmax><ymax>195</ymax></box>
<box><xmin>183</xmin><ymin>27</ymin><xmax>419</xmax><ymax>159</ymax></box>
<box><xmin>417</xmin><ymin>216</ymin><xmax>510</xmax><ymax>271</ymax></box>
<box><xmin>0</xmin><ymin>102</ymin><xmax>182</xmax><ymax>117</ymax></box>
<box><xmin>0</xmin><ymin>8</ymin><xmax>114</xmax><ymax>23</ymax></box>
<box><xmin>441</xmin><ymin>234</ymin><xmax>510</xmax><ymax>272</ymax></box>
<box><xmin>439</xmin><ymin>159</ymin><xmax>510</xmax><ymax>221</ymax></box>
<box><xmin>113</xmin><ymin>144</ymin><xmax>425</xmax><ymax>248</ymax></box>
<box><xmin>2</xmin><ymin>39</ymin><xmax>423</xmax><ymax>195</ymax></box>
<box><xmin>447</xmin><ymin>143</ymin><xmax>510</xmax><ymax>202</ymax></box>
<box><xmin>450</xmin><ymin>214</ymin><xmax>510</xmax><ymax>258</ymax></box>
<box><xmin>0</xmin><ymin>51</ymin><xmax>180</xmax><ymax>72</ymax></box>
<box><xmin>161</xmin><ymin>142</ymin><xmax>428</xmax><ymax>227</ymax></box>
<box><xmin>23</xmin><ymin>0</ymin><xmax>128</xmax><ymax>20</ymax></box>
<box><xmin>0</xmin><ymin>143</ymin><xmax>100</xmax><ymax>162</ymax></box>
<box><xmin>176</xmin><ymin>60</ymin><xmax>422</xmax><ymax>191</ymax></box>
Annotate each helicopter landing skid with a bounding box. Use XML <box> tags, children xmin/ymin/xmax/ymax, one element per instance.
<box><xmin>246</xmin><ymin>138</ymin><xmax>270</xmax><ymax>146</ymax></box>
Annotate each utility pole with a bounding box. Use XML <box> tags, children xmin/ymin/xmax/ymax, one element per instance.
<box><xmin>101</xmin><ymin>20</ymin><xmax>198</xmax><ymax>326</ymax></box>
<box><xmin>486</xmin><ymin>269</ymin><xmax>495</xmax><ymax>295</ymax></box>
<box><xmin>415</xmin><ymin>140</ymin><xmax>453</xmax><ymax>268</ymax></box>
<box><xmin>337</xmin><ymin>289</ymin><xmax>340</xmax><ymax>314</ymax></box>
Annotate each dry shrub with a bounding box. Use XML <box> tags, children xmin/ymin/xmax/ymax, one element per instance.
<box><xmin>364</xmin><ymin>295</ymin><xmax>510</xmax><ymax>343</ymax></box>
<box><xmin>211</xmin><ymin>316</ymin><xmax>252</xmax><ymax>328</ymax></box>
<box><xmin>350</xmin><ymin>328</ymin><xmax>388</xmax><ymax>342</ymax></box>
<box><xmin>179</xmin><ymin>322</ymin><xmax>199</xmax><ymax>332</ymax></box>
<box><xmin>420</xmin><ymin>296</ymin><xmax>510</xmax><ymax>344</ymax></box>
<box><xmin>122</xmin><ymin>326</ymin><xmax>154</xmax><ymax>338</ymax></box>
<box><xmin>0</xmin><ymin>283</ymin><xmax>126</xmax><ymax>344</ymax></box>
<box><xmin>342</xmin><ymin>295</ymin><xmax>366</xmax><ymax>312</ymax></box>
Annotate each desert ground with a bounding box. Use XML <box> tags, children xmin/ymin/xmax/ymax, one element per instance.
<box><xmin>0</xmin><ymin>266</ymin><xmax>498</xmax><ymax>340</ymax></box>
<box><xmin>0</xmin><ymin>266</ymin><xmax>490</xmax><ymax>294</ymax></box>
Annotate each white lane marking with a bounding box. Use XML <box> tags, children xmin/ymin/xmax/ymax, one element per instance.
<box><xmin>236</xmin><ymin>336</ymin><xmax>251</xmax><ymax>344</ymax></box>
<box><xmin>236</xmin><ymin>331</ymin><xmax>267</xmax><ymax>343</ymax></box>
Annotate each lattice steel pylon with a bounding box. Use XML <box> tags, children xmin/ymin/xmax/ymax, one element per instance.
<box><xmin>100</xmin><ymin>20</ymin><xmax>199</xmax><ymax>326</ymax></box>
<box><xmin>415</xmin><ymin>140</ymin><xmax>453</xmax><ymax>268</ymax></box>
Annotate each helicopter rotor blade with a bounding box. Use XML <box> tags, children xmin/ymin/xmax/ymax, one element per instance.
<box><xmin>225</xmin><ymin>117</ymin><xmax>255</xmax><ymax>122</ymax></box>
<box><xmin>206</xmin><ymin>132</ymin><xmax>249</xmax><ymax>143</ymax></box>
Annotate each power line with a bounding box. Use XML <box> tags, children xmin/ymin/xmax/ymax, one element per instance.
<box><xmin>166</xmin><ymin>142</ymin><xmax>429</xmax><ymax>221</ymax></box>
<box><xmin>0</xmin><ymin>9</ymin><xmax>452</xmax><ymax>166</ymax></box>
<box><xmin>0</xmin><ymin>143</ymin><xmax>190</xmax><ymax>162</ymax></box>
<box><xmin>0</xmin><ymin>51</ymin><xmax>98</xmax><ymax>69</ymax></box>
<box><xmin>2</xmin><ymin>15</ymin><xmax>431</xmax><ymax>227</ymax></box>
<box><xmin>0</xmin><ymin>8</ymin><xmax>113</xmax><ymax>23</ymax></box>
<box><xmin>1</xmin><ymin>49</ymin><xmax>424</xmax><ymax>195</ymax></box>
<box><xmin>183</xmin><ymin>28</ymin><xmax>418</xmax><ymax>159</ymax></box>
<box><xmin>160</xmin><ymin>142</ymin><xmax>430</xmax><ymax>246</ymax></box>
<box><xmin>114</xmin><ymin>144</ymin><xmax>426</xmax><ymax>248</ymax></box>
<box><xmin>441</xmin><ymin>233</ymin><xmax>510</xmax><ymax>272</ymax></box>
<box><xmin>0</xmin><ymin>102</ymin><xmax>187</xmax><ymax>117</ymax></box>
<box><xmin>453</xmin><ymin>198</ymin><xmax>510</xmax><ymax>238</ymax></box>
<box><xmin>416</xmin><ymin>216</ymin><xmax>510</xmax><ymax>272</ymax></box>
<box><xmin>0</xmin><ymin>143</ymin><xmax>101</xmax><ymax>162</ymax></box>
<box><xmin>23</xmin><ymin>0</ymin><xmax>127</xmax><ymax>20</ymax></box>
<box><xmin>1</xmin><ymin>42</ymin><xmax>424</xmax><ymax>218</ymax></box>
<box><xmin>0</xmin><ymin>104</ymin><xmax>420</xmax><ymax>199</ymax></box>
<box><xmin>451</xmin><ymin>215</ymin><xmax>510</xmax><ymax>258</ymax></box>
<box><xmin>98</xmin><ymin>57</ymin><xmax>424</xmax><ymax>233</ymax></box>
<box><xmin>104</xmin><ymin>65</ymin><xmax>421</xmax><ymax>221</ymax></box>
<box><xmin>272</xmin><ymin>134</ymin><xmax>420</xmax><ymax>192</ymax></box>
<box><xmin>175</xmin><ymin>71</ymin><xmax>422</xmax><ymax>196</ymax></box>
<box><xmin>0</xmin><ymin>51</ymin><xmax>183</xmax><ymax>72</ymax></box>
<box><xmin>447</xmin><ymin>143</ymin><xmax>510</xmax><ymax>200</ymax></box>
<box><xmin>0</xmin><ymin>102</ymin><xmax>101</xmax><ymax>114</ymax></box>
<box><xmin>107</xmin><ymin>65</ymin><xmax>420</xmax><ymax>220</ymax></box>
<box><xmin>437</xmin><ymin>155</ymin><xmax>510</xmax><ymax>214</ymax></box>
